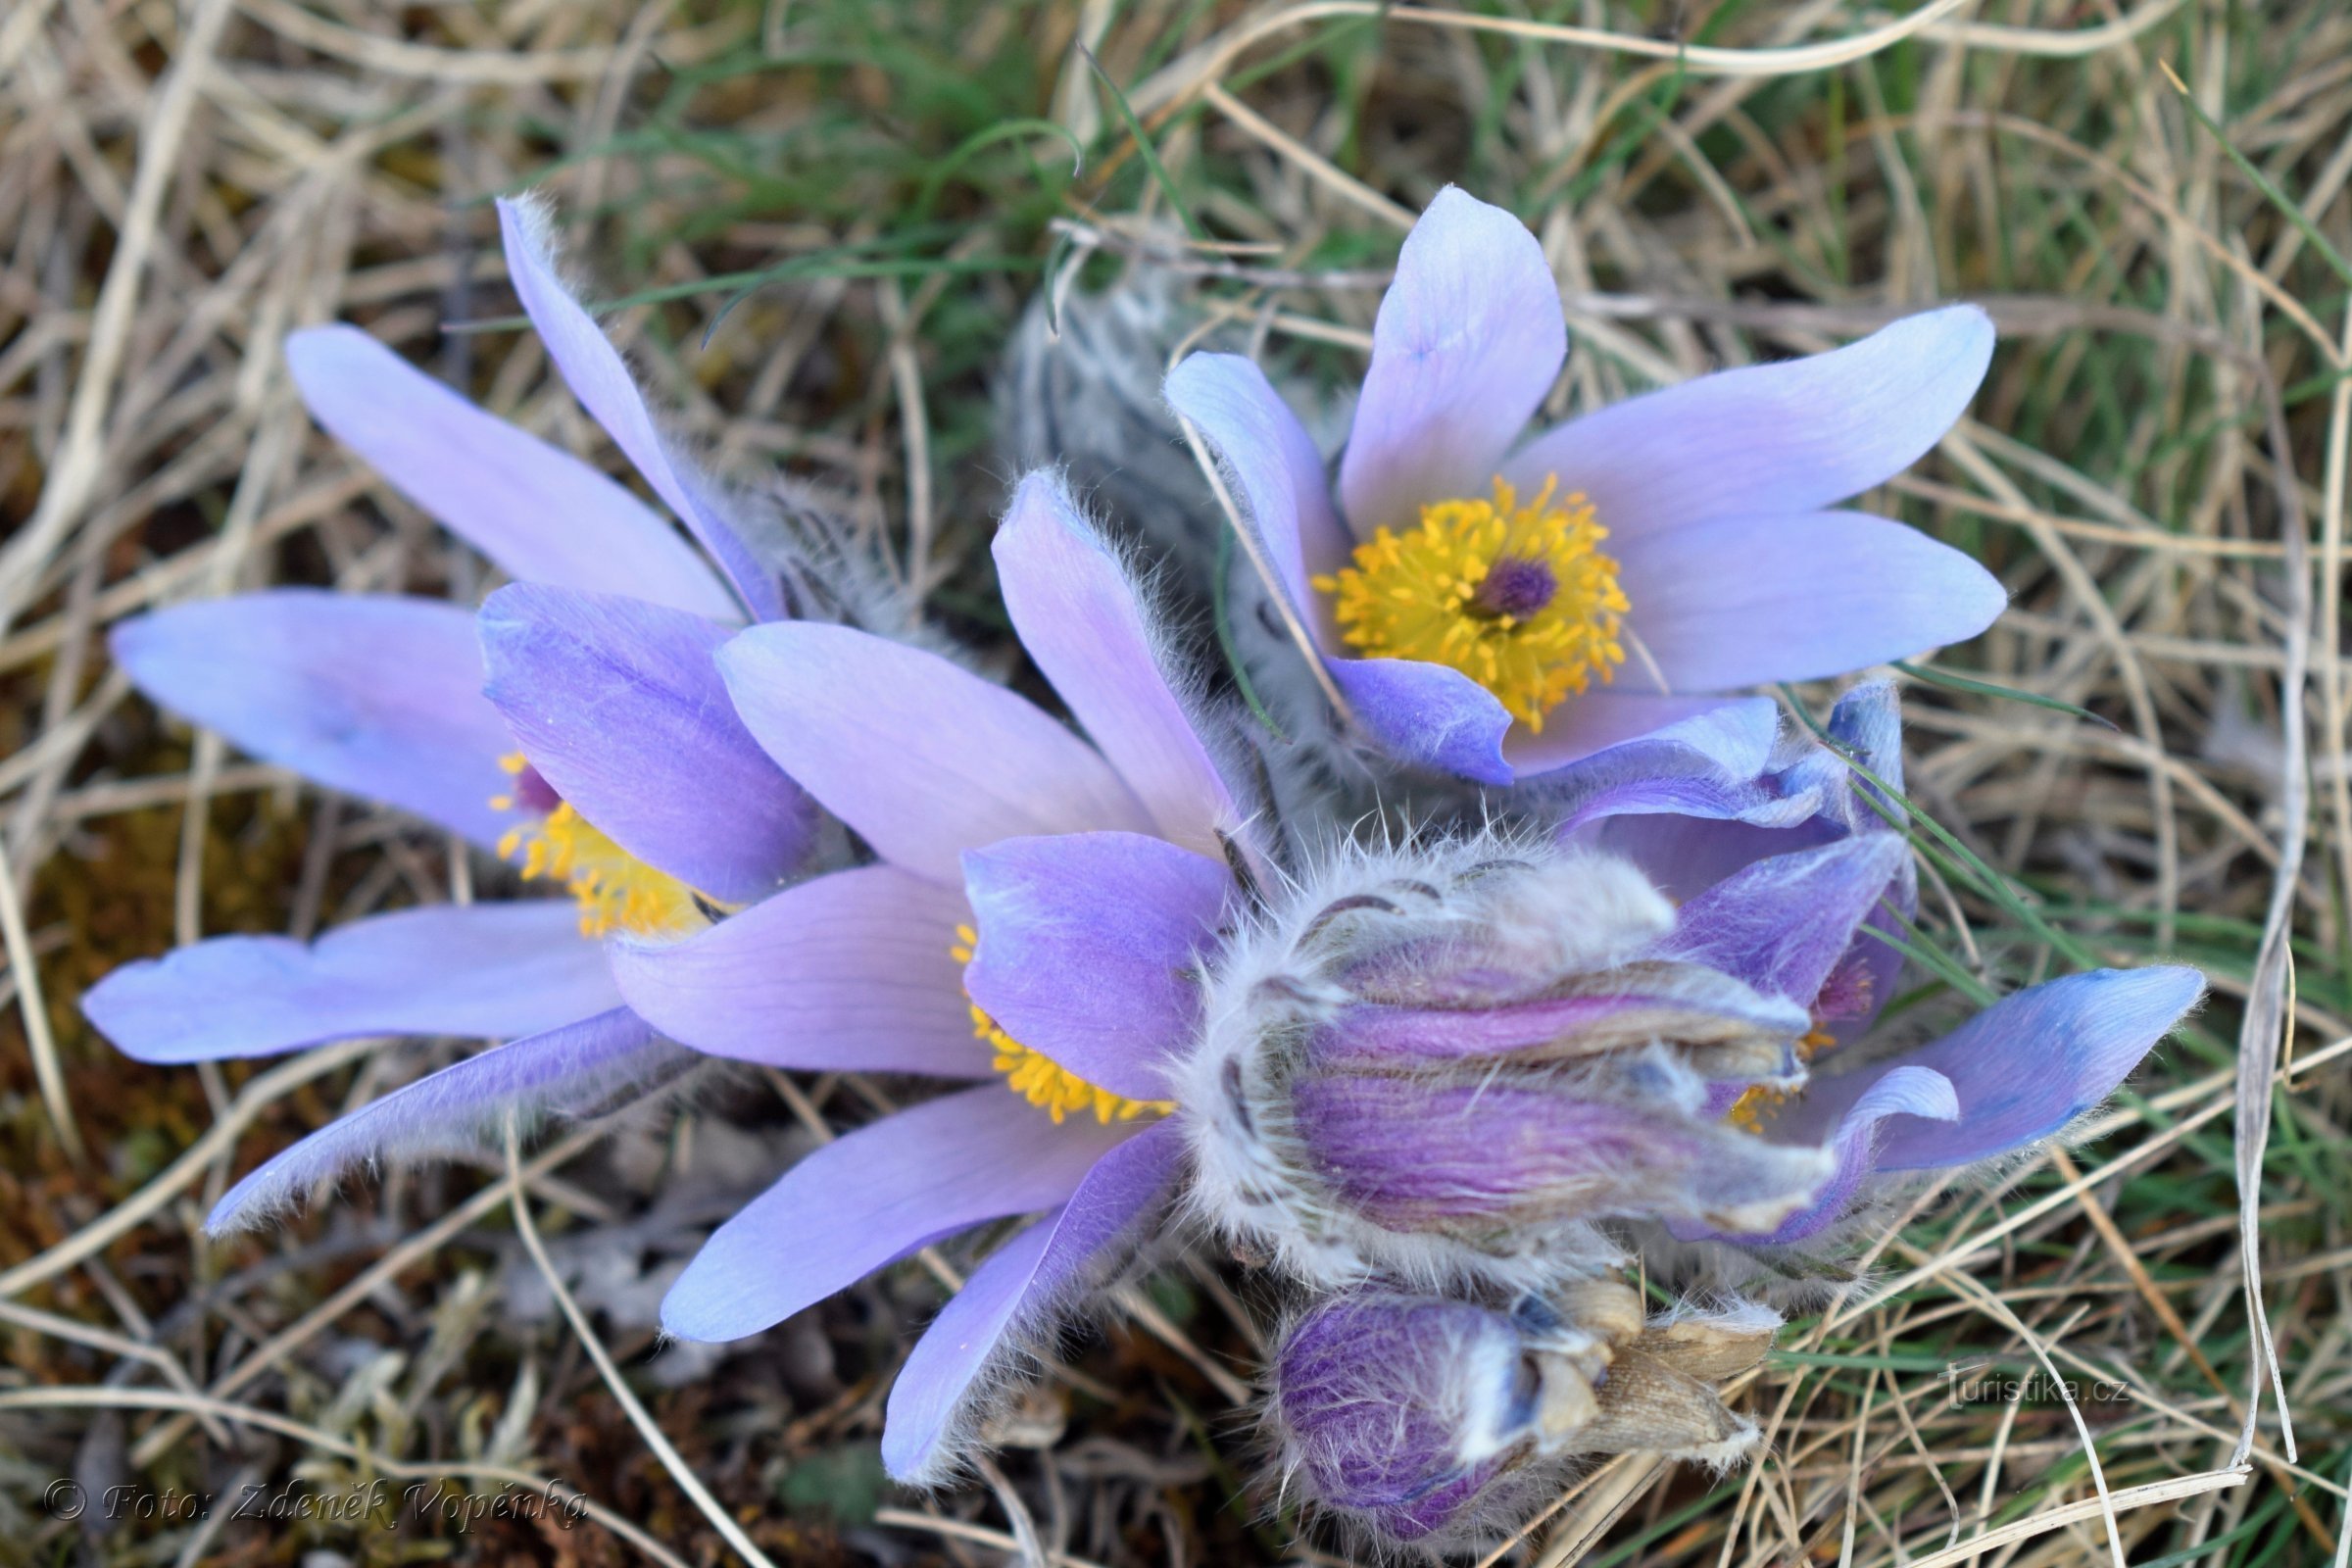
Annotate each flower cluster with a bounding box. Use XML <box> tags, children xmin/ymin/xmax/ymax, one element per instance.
<box><xmin>82</xmin><ymin>186</ymin><xmax>2200</xmax><ymax>1549</ymax></box>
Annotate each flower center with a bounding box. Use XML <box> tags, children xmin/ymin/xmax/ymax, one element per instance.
<box><xmin>1725</xmin><ymin>963</ymin><xmax>1874</xmax><ymax>1132</ymax></box>
<box><xmin>951</xmin><ymin>924</ymin><xmax>1174</xmax><ymax>1126</ymax></box>
<box><xmin>493</xmin><ymin>754</ymin><xmax>708</xmax><ymax>939</ymax></box>
<box><xmin>1311</xmin><ymin>476</ymin><xmax>1629</xmax><ymax>732</ymax></box>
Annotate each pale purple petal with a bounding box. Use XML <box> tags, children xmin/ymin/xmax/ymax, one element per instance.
<box><xmin>881</xmin><ymin>1120</ymin><xmax>1183</xmax><ymax>1484</ymax></box>
<box><xmin>1655</xmin><ymin>835</ymin><xmax>1909</xmax><ymax>1006</ymax></box>
<box><xmin>994</xmin><ymin>473</ymin><xmax>1245</xmax><ymax>858</ymax></box>
<box><xmin>716</xmin><ymin>622</ymin><xmax>1150</xmax><ymax>883</ymax></box>
<box><xmin>479</xmin><ymin>583</ymin><xmax>815</xmax><ymax>902</ymax></box>
<box><xmin>608</xmin><ymin>865</ymin><xmax>987</xmax><ymax>1076</ymax></box>
<box><xmin>1615</xmin><ymin>512</ymin><xmax>2006</xmax><ymax>689</ymax></box>
<box><xmin>495</xmin><ymin>198</ymin><xmax>781</xmax><ymax>620</ymax></box>
<box><xmin>1503</xmin><ymin>306</ymin><xmax>1994</xmax><ymax>538</ymax></box>
<box><xmin>207</xmin><ymin>1008</ymin><xmax>686</xmax><ymax>1232</ymax></box>
<box><xmin>282</xmin><ymin>325</ymin><xmax>733</xmax><ymax>619</ymax></box>
<box><xmin>1785</xmin><ymin>966</ymin><xmax>2202</xmax><ymax>1172</ymax></box>
<box><xmin>111</xmin><ymin>591</ymin><xmax>514</xmax><ymax>847</ymax></box>
<box><xmin>1341</xmin><ymin>187</ymin><xmax>1566</xmax><ymax>535</ymax></box>
<box><xmin>81</xmin><ymin>903</ymin><xmax>618</xmax><ymax>1063</ymax></box>
<box><xmin>1507</xmin><ymin>692</ymin><xmax>1777</xmax><ymax>783</ymax></box>
<box><xmin>1678</xmin><ymin>1065</ymin><xmax>1959</xmax><ymax>1246</ymax></box>
<box><xmin>1162</xmin><ymin>351</ymin><xmax>1349</xmax><ymax>622</ymax></box>
<box><xmin>960</xmin><ymin>833</ymin><xmax>1229</xmax><ymax>1102</ymax></box>
<box><xmin>660</xmin><ymin>1087</ymin><xmax>1133</xmax><ymax>1341</ymax></box>
<box><xmin>1326</xmin><ymin>655</ymin><xmax>1514</xmax><ymax>785</ymax></box>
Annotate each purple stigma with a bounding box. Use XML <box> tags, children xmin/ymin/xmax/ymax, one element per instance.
<box><xmin>1473</xmin><ymin>557</ymin><xmax>1557</xmax><ymax>619</ymax></box>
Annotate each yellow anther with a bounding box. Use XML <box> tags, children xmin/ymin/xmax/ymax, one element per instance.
<box><xmin>1312</xmin><ymin>475</ymin><xmax>1629</xmax><ymax>731</ymax></box>
<box><xmin>495</xmin><ymin>797</ymin><xmax>707</xmax><ymax>939</ymax></box>
<box><xmin>952</xmin><ymin>931</ymin><xmax>1173</xmax><ymax>1125</ymax></box>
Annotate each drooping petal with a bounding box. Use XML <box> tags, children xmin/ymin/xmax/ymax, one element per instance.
<box><xmin>1340</xmin><ymin>187</ymin><xmax>1566</xmax><ymax>536</ymax></box>
<box><xmin>495</xmin><ymin>198</ymin><xmax>781</xmax><ymax>620</ymax></box>
<box><xmin>1295</xmin><ymin>1074</ymin><xmax>1832</xmax><ymax>1238</ymax></box>
<box><xmin>994</xmin><ymin>474</ymin><xmax>1246</xmax><ymax>858</ymax></box>
<box><xmin>1312</xmin><ymin>982</ymin><xmax>1808</xmax><ymax>1069</ymax></box>
<box><xmin>478</xmin><ymin>583</ymin><xmax>815</xmax><ymax>902</ymax></box>
<box><xmin>1162</xmin><ymin>351</ymin><xmax>1350</xmax><ymax>622</ymax></box>
<box><xmin>1655</xmin><ymin>835</ymin><xmax>1909</xmax><ymax>1007</ymax></box>
<box><xmin>207</xmin><ymin>1008</ymin><xmax>688</xmax><ymax>1232</ymax></box>
<box><xmin>282</xmin><ymin>325</ymin><xmax>734</xmax><ymax>619</ymax></box>
<box><xmin>960</xmin><ymin>833</ymin><xmax>1230</xmax><ymax>1102</ymax></box>
<box><xmin>1506</xmin><ymin>692</ymin><xmax>1779</xmax><ymax>783</ymax></box>
<box><xmin>1503</xmin><ymin>306</ymin><xmax>1995</xmax><ymax>539</ymax></box>
<box><xmin>1326</xmin><ymin>655</ymin><xmax>1515</xmax><ymax>786</ymax></box>
<box><xmin>660</xmin><ymin>1087</ymin><xmax>1134</xmax><ymax>1342</ymax></box>
<box><xmin>111</xmin><ymin>591</ymin><xmax>514</xmax><ymax>847</ymax></box>
<box><xmin>1781</xmin><ymin>966</ymin><xmax>2203</xmax><ymax>1172</ymax></box>
<box><xmin>608</xmin><ymin>865</ymin><xmax>987</xmax><ymax>1077</ymax></box>
<box><xmin>881</xmin><ymin>1119</ymin><xmax>1183</xmax><ymax>1484</ymax></box>
<box><xmin>1614</xmin><ymin>511</ymin><xmax>2006</xmax><ymax>690</ymax></box>
<box><xmin>81</xmin><ymin>903</ymin><xmax>619</xmax><ymax>1063</ymax></box>
<box><xmin>716</xmin><ymin>622</ymin><xmax>1150</xmax><ymax>884</ymax></box>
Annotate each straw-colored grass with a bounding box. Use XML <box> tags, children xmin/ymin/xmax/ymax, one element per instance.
<box><xmin>1</xmin><ymin>1</ymin><xmax>2345</xmax><ymax>1564</ymax></box>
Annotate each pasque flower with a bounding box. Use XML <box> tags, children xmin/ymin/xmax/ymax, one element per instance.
<box><xmin>80</xmin><ymin>196</ymin><xmax>819</xmax><ymax>1227</ymax></box>
<box><xmin>1165</xmin><ymin>185</ymin><xmax>2007</xmax><ymax>785</ymax></box>
<box><xmin>1183</xmin><ymin>807</ymin><xmax>2201</xmax><ymax>1291</ymax></box>
<box><xmin>608</xmin><ymin>471</ymin><xmax>1267</xmax><ymax>1484</ymax></box>
<box><xmin>1269</xmin><ymin>1286</ymin><xmax>1777</xmax><ymax>1549</ymax></box>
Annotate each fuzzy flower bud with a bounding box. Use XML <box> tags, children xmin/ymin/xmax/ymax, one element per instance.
<box><xmin>1266</xmin><ymin>1284</ymin><xmax>1777</xmax><ymax>1551</ymax></box>
<box><xmin>1180</xmin><ymin>836</ymin><xmax>1837</xmax><ymax>1293</ymax></box>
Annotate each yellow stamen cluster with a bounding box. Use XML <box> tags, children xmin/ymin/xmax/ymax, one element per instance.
<box><xmin>1726</xmin><ymin>1025</ymin><xmax>1839</xmax><ymax>1133</ymax></box>
<box><xmin>493</xmin><ymin>754</ymin><xmax>706</xmax><ymax>939</ymax></box>
<box><xmin>1312</xmin><ymin>476</ymin><xmax>1629</xmax><ymax>731</ymax></box>
<box><xmin>952</xmin><ymin>924</ymin><xmax>1174</xmax><ymax>1126</ymax></box>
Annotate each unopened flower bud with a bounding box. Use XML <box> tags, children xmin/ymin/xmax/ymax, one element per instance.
<box><xmin>1181</xmin><ymin>837</ymin><xmax>1835</xmax><ymax>1292</ymax></box>
<box><xmin>1265</xmin><ymin>1285</ymin><xmax>1778</xmax><ymax>1550</ymax></box>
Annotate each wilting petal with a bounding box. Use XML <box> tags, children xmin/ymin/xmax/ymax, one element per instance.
<box><xmin>1616</xmin><ymin>512</ymin><xmax>2006</xmax><ymax>690</ymax></box>
<box><xmin>1656</xmin><ymin>835</ymin><xmax>1909</xmax><ymax>1006</ymax></box>
<box><xmin>479</xmin><ymin>583</ymin><xmax>814</xmax><ymax>901</ymax></box>
<box><xmin>1296</xmin><ymin>1075</ymin><xmax>1831</xmax><ymax>1237</ymax></box>
<box><xmin>661</xmin><ymin>1087</ymin><xmax>1133</xmax><ymax>1341</ymax></box>
<box><xmin>994</xmin><ymin>474</ymin><xmax>1245</xmax><ymax>858</ymax></box>
<box><xmin>1315</xmin><ymin>979</ymin><xmax>1807</xmax><ymax>1068</ymax></box>
<box><xmin>717</xmin><ymin>622</ymin><xmax>1150</xmax><ymax>883</ymax></box>
<box><xmin>282</xmin><ymin>326</ymin><xmax>733</xmax><ymax>619</ymax></box>
<box><xmin>1340</xmin><ymin>187</ymin><xmax>1566</xmax><ymax>536</ymax></box>
<box><xmin>1507</xmin><ymin>692</ymin><xmax>1776</xmax><ymax>782</ymax></box>
<box><xmin>1163</xmin><ymin>351</ymin><xmax>1350</xmax><ymax>622</ymax></box>
<box><xmin>495</xmin><ymin>198</ymin><xmax>781</xmax><ymax>620</ymax></box>
<box><xmin>1503</xmin><ymin>306</ymin><xmax>1994</xmax><ymax>539</ymax></box>
<box><xmin>1327</xmin><ymin>655</ymin><xmax>1515</xmax><ymax>785</ymax></box>
<box><xmin>112</xmin><ymin>591</ymin><xmax>514</xmax><ymax>847</ymax></box>
<box><xmin>609</xmin><ymin>865</ymin><xmax>985</xmax><ymax>1076</ymax></box>
<box><xmin>82</xmin><ymin>903</ymin><xmax>618</xmax><ymax>1063</ymax></box>
<box><xmin>961</xmin><ymin>833</ymin><xmax>1229</xmax><ymax>1102</ymax></box>
<box><xmin>882</xmin><ymin>1120</ymin><xmax>1182</xmax><ymax>1484</ymax></box>
<box><xmin>1783</xmin><ymin>966</ymin><xmax>2203</xmax><ymax>1172</ymax></box>
<box><xmin>1694</xmin><ymin>1065</ymin><xmax>1959</xmax><ymax>1246</ymax></box>
<box><xmin>207</xmin><ymin>1008</ymin><xmax>687</xmax><ymax>1232</ymax></box>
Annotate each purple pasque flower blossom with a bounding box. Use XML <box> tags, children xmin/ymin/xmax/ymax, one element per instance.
<box><xmin>1181</xmin><ymin>808</ymin><xmax>2202</xmax><ymax>1294</ymax></box>
<box><xmin>1268</xmin><ymin>1286</ymin><xmax>1776</xmax><ymax>1551</ymax></box>
<box><xmin>608</xmin><ymin>470</ymin><xmax>1267</xmax><ymax>1485</ymax></box>
<box><xmin>80</xmin><ymin>195</ymin><xmax>819</xmax><ymax>1228</ymax></box>
<box><xmin>1165</xmin><ymin>185</ymin><xmax>2008</xmax><ymax>787</ymax></box>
